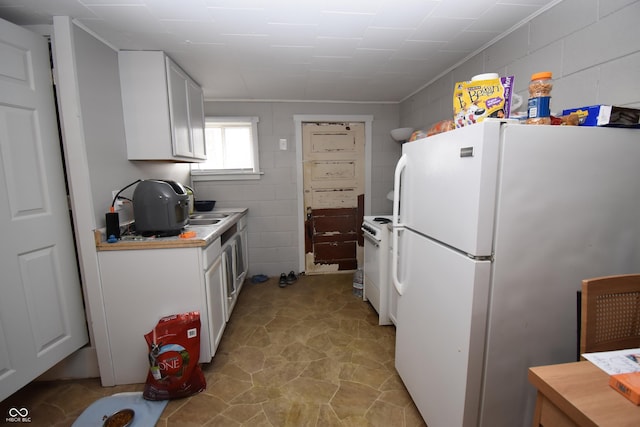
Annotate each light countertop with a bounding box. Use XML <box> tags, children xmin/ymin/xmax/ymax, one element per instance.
<box><xmin>95</xmin><ymin>208</ymin><xmax>247</xmax><ymax>251</ymax></box>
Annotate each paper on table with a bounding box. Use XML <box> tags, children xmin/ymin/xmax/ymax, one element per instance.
<box><xmin>582</xmin><ymin>348</ymin><xmax>640</xmax><ymax>375</ymax></box>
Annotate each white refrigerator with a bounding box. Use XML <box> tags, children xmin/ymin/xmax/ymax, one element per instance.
<box><xmin>391</xmin><ymin>120</ymin><xmax>640</xmax><ymax>427</ymax></box>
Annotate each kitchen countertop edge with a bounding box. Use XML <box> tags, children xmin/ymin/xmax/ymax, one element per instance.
<box><xmin>95</xmin><ymin>208</ymin><xmax>247</xmax><ymax>251</ymax></box>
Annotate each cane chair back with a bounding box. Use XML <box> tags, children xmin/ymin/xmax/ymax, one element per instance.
<box><xmin>580</xmin><ymin>274</ymin><xmax>640</xmax><ymax>357</ymax></box>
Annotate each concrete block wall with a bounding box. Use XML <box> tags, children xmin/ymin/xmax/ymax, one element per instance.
<box><xmin>400</xmin><ymin>0</ymin><xmax>640</xmax><ymax>130</ymax></box>
<box><xmin>195</xmin><ymin>0</ymin><xmax>640</xmax><ymax>279</ymax></box>
<box><xmin>197</xmin><ymin>101</ymin><xmax>400</xmax><ymax>278</ymax></box>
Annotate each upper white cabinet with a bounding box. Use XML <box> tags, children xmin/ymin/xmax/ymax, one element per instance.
<box><xmin>118</xmin><ymin>51</ymin><xmax>206</xmax><ymax>162</ymax></box>
<box><xmin>187</xmin><ymin>79</ymin><xmax>206</xmax><ymax>159</ymax></box>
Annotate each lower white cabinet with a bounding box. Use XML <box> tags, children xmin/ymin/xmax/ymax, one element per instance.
<box><xmin>98</xmin><ymin>247</ymin><xmax>209</xmax><ymax>385</ymax></box>
<box><xmin>96</xmin><ymin>212</ymin><xmax>248</xmax><ymax>385</ymax></box>
<box><xmin>204</xmin><ymin>243</ymin><xmax>226</xmax><ymax>355</ymax></box>
<box><xmin>221</xmin><ymin>243</ymin><xmax>235</xmax><ymax>321</ymax></box>
<box><xmin>220</xmin><ymin>215</ymin><xmax>248</xmax><ymax>321</ymax></box>
<box><xmin>236</xmin><ymin>219</ymin><xmax>249</xmax><ymax>283</ymax></box>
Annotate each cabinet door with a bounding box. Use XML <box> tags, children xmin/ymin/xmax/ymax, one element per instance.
<box><xmin>222</xmin><ymin>246</ymin><xmax>235</xmax><ymax>321</ymax></box>
<box><xmin>166</xmin><ymin>58</ymin><xmax>191</xmax><ymax>157</ymax></box>
<box><xmin>99</xmin><ymin>248</ymin><xmax>205</xmax><ymax>385</ymax></box>
<box><xmin>204</xmin><ymin>256</ymin><xmax>225</xmax><ymax>357</ymax></box>
<box><xmin>233</xmin><ymin>234</ymin><xmax>244</xmax><ymax>282</ymax></box>
<box><xmin>241</xmin><ymin>228</ymin><xmax>249</xmax><ymax>279</ymax></box>
<box><xmin>234</xmin><ymin>229</ymin><xmax>248</xmax><ymax>284</ymax></box>
<box><xmin>188</xmin><ymin>80</ymin><xmax>206</xmax><ymax>160</ymax></box>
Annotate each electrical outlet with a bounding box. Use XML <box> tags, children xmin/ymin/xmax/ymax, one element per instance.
<box><xmin>279</xmin><ymin>138</ymin><xmax>287</xmax><ymax>150</ymax></box>
<box><xmin>112</xmin><ymin>190</ymin><xmax>124</xmax><ymax>210</ymax></box>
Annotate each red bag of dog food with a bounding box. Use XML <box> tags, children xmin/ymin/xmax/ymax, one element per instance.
<box><xmin>143</xmin><ymin>312</ymin><xmax>206</xmax><ymax>400</ymax></box>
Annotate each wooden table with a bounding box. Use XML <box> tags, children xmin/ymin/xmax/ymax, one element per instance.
<box><xmin>528</xmin><ymin>361</ymin><xmax>640</xmax><ymax>427</ymax></box>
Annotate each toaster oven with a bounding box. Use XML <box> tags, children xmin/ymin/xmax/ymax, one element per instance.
<box><xmin>133</xmin><ymin>179</ymin><xmax>189</xmax><ymax>236</ymax></box>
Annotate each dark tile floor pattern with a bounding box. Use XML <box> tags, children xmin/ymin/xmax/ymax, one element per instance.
<box><xmin>1</xmin><ymin>273</ymin><xmax>426</xmax><ymax>426</ymax></box>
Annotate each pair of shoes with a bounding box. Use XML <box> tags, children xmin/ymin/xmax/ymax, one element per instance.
<box><xmin>279</xmin><ymin>273</ymin><xmax>287</xmax><ymax>288</ymax></box>
<box><xmin>286</xmin><ymin>271</ymin><xmax>298</xmax><ymax>285</ymax></box>
<box><xmin>279</xmin><ymin>271</ymin><xmax>298</xmax><ymax>287</ymax></box>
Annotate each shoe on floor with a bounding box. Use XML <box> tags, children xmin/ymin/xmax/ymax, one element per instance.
<box><xmin>286</xmin><ymin>271</ymin><xmax>298</xmax><ymax>285</ymax></box>
<box><xmin>279</xmin><ymin>273</ymin><xmax>287</xmax><ymax>288</ymax></box>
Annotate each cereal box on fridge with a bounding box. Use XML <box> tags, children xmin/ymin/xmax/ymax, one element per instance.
<box><xmin>453</xmin><ymin>75</ymin><xmax>515</xmax><ymax>128</ymax></box>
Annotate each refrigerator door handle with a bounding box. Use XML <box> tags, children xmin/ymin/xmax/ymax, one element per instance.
<box><xmin>392</xmin><ymin>154</ymin><xmax>408</xmax><ymax>296</ymax></box>
<box><xmin>392</xmin><ymin>226</ymin><xmax>404</xmax><ymax>296</ymax></box>
<box><xmin>393</xmin><ymin>154</ymin><xmax>407</xmax><ymax>228</ymax></box>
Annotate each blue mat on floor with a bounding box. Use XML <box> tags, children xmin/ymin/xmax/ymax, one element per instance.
<box><xmin>72</xmin><ymin>391</ymin><xmax>167</xmax><ymax>427</ymax></box>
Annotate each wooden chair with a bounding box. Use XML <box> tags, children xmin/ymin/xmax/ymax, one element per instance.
<box><xmin>580</xmin><ymin>274</ymin><xmax>640</xmax><ymax>357</ymax></box>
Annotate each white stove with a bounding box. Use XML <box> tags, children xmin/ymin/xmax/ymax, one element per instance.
<box><xmin>361</xmin><ymin>215</ymin><xmax>393</xmax><ymax>325</ymax></box>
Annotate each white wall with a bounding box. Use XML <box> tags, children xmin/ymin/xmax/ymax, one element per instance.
<box><xmin>69</xmin><ymin>23</ymin><xmax>191</xmax><ymax>227</ymax></box>
<box><xmin>198</xmin><ymin>101</ymin><xmax>400</xmax><ymax>277</ymax></box>
<box><xmin>400</xmin><ymin>0</ymin><xmax>640</xmax><ymax>130</ymax></box>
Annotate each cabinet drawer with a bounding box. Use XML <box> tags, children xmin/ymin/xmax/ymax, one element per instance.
<box><xmin>203</xmin><ymin>238</ymin><xmax>221</xmax><ymax>269</ymax></box>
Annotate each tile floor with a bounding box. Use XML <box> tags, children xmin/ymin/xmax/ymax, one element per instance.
<box><xmin>1</xmin><ymin>273</ymin><xmax>426</xmax><ymax>426</ymax></box>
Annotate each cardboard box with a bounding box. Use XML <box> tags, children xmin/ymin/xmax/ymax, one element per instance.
<box><xmin>453</xmin><ymin>76</ymin><xmax>515</xmax><ymax>128</ymax></box>
<box><xmin>561</xmin><ymin>105</ymin><xmax>640</xmax><ymax>128</ymax></box>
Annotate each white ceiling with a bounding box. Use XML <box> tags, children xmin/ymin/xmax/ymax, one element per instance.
<box><xmin>0</xmin><ymin>0</ymin><xmax>559</xmax><ymax>102</ymax></box>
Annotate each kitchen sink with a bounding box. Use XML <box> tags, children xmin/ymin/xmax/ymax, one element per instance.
<box><xmin>189</xmin><ymin>218</ymin><xmax>221</xmax><ymax>225</ymax></box>
<box><xmin>190</xmin><ymin>213</ymin><xmax>230</xmax><ymax>220</ymax></box>
<box><xmin>188</xmin><ymin>212</ymin><xmax>233</xmax><ymax>226</ymax></box>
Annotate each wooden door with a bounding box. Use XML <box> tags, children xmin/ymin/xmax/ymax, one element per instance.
<box><xmin>303</xmin><ymin>122</ymin><xmax>365</xmax><ymax>274</ymax></box>
<box><xmin>0</xmin><ymin>18</ymin><xmax>88</xmax><ymax>401</ymax></box>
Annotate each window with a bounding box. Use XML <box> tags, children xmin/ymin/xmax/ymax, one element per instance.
<box><xmin>191</xmin><ymin>116</ymin><xmax>261</xmax><ymax>180</ymax></box>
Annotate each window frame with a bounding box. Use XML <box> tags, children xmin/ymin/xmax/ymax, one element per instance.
<box><xmin>191</xmin><ymin>116</ymin><xmax>262</xmax><ymax>181</ymax></box>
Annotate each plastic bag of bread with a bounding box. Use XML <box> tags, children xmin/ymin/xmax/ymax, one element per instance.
<box><xmin>426</xmin><ymin>120</ymin><xmax>455</xmax><ymax>137</ymax></box>
<box><xmin>408</xmin><ymin>129</ymin><xmax>427</xmax><ymax>141</ymax></box>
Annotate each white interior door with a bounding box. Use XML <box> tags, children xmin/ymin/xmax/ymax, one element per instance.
<box><xmin>0</xmin><ymin>18</ymin><xmax>88</xmax><ymax>401</ymax></box>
